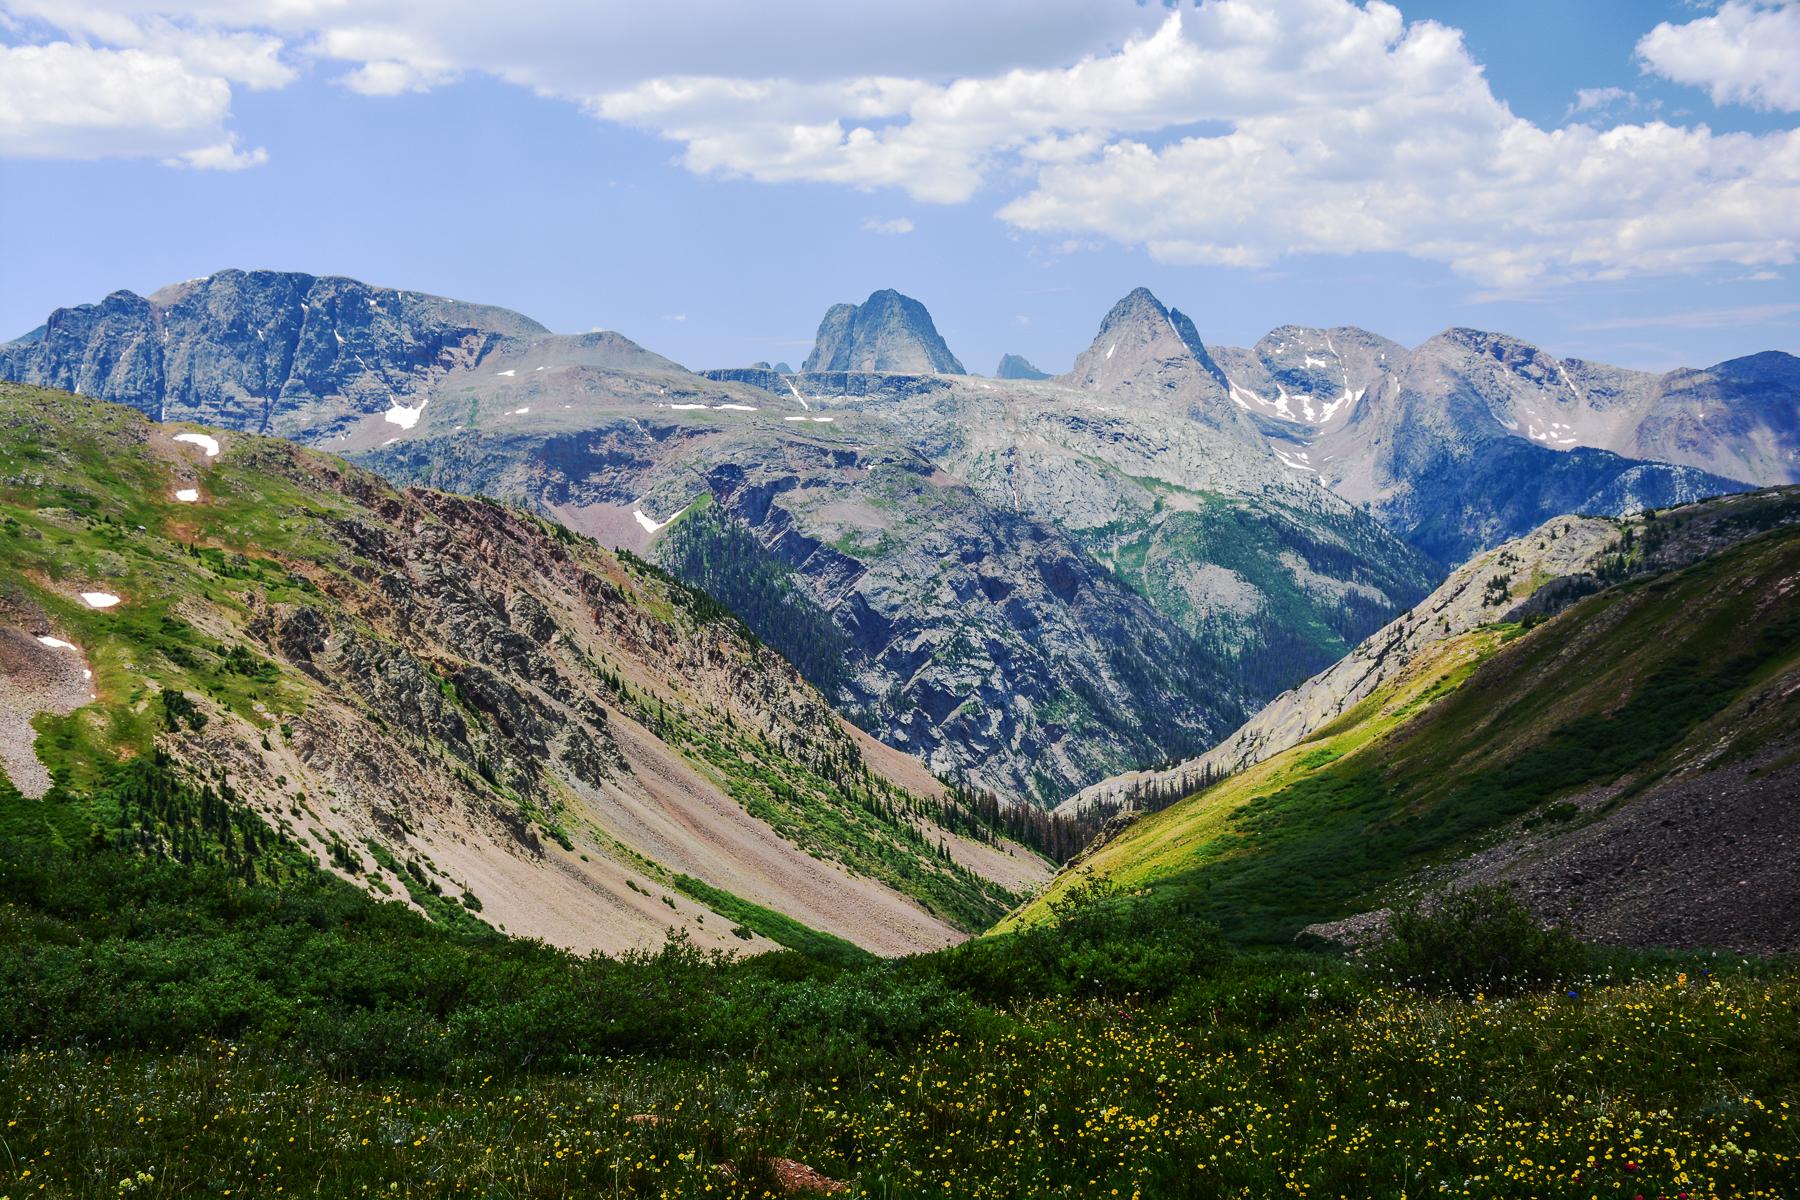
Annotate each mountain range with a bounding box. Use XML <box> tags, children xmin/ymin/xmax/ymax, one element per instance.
<box><xmin>3</xmin><ymin>269</ymin><xmax>1790</xmax><ymax>807</ymax></box>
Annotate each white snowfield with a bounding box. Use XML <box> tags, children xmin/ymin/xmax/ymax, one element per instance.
<box><xmin>79</xmin><ymin>592</ymin><xmax>121</xmax><ymax>609</ymax></box>
<box><xmin>173</xmin><ymin>432</ymin><xmax>219</xmax><ymax>457</ymax></box>
<box><xmin>496</xmin><ymin>369</ymin><xmax>516</xmax><ymax>377</ymax></box>
<box><xmin>385</xmin><ymin>400</ymin><xmax>426</xmax><ymax>429</ymax></box>
<box><xmin>783</xmin><ymin>415</ymin><xmax>836</xmax><ymax>423</ymax></box>
<box><xmin>35</xmin><ymin>635</ymin><xmax>79</xmax><ymax>651</ymax></box>
<box><xmin>633</xmin><ymin>508</ymin><xmax>673</xmax><ymax>534</ymax></box>
<box><xmin>713</xmin><ymin>403</ymin><xmax>758</xmax><ymax>412</ymax></box>
<box><xmin>506</xmin><ymin>407</ymin><xmax>531</xmax><ymax>416</ymax></box>
<box><xmin>174</xmin><ymin>488</ymin><xmax>200</xmax><ymax>503</ymax></box>
<box><xmin>666</xmin><ymin>403</ymin><xmax>709</xmax><ymax>410</ymax></box>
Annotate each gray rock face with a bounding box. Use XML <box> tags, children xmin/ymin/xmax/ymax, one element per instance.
<box><xmin>1204</xmin><ymin>323</ymin><xmax>1758</xmax><ymax>564</ymax></box>
<box><xmin>774</xmin><ymin>290</ymin><xmax>1439</xmax><ymax>705</ymax></box>
<box><xmin>801</xmin><ymin>289</ymin><xmax>965</xmax><ymax>374</ymax></box>
<box><xmin>1630</xmin><ymin>351</ymin><xmax>1800</xmax><ymax>486</ymax></box>
<box><xmin>1068</xmin><ymin>484</ymin><xmax>1800</xmax><ymax>819</ymax></box>
<box><xmin>0</xmin><ymin>269</ymin><xmax>545</xmax><ymax>441</ymax></box>
<box><xmin>1063</xmin><ymin>514</ymin><xmax>1622</xmax><ymax>816</ymax></box>
<box><xmin>366</xmin><ymin>406</ymin><xmax>1249</xmax><ymax>808</ymax></box>
<box><xmin>995</xmin><ymin>353</ymin><xmax>1049</xmax><ymax>380</ymax></box>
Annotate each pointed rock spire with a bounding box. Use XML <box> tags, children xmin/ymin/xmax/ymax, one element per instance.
<box><xmin>1066</xmin><ymin>287</ymin><xmax>1229</xmax><ymax>395</ymax></box>
<box><xmin>802</xmin><ymin>289</ymin><xmax>965</xmax><ymax>374</ymax></box>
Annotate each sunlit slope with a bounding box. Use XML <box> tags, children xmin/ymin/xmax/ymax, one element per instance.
<box><xmin>0</xmin><ymin>384</ymin><xmax>1048</xmax><ymax>956</ymax></box>
<box><xmin>1009</xmin><ymin>517</ymin><xmax>1800</xmax><ymax>945</ymax></box>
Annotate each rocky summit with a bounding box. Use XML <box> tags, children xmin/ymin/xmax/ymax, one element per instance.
<box><xmin>801</xmin><ymin>288</ymin><xmax>965</xmax><ymax>375</ymax></box>
<box><xmin>994</xmin><ymin>353</ymin><xmax>1049</xmax><ymax>380</ymax></box>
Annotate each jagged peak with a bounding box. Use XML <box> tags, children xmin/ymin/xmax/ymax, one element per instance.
<box><xmin>1067</xmin><ymin>287</ymin><xmax>1227</xmax><ymax>393</ymax></box>
<box><xmin>802</xmin><ymin>288</ymin><xmax>965</xmax><ymax>375</ymax></box>
<box><xmin>995</xmin><ymin>353</ymin><xmax>1049</xmax><ymax>380</ymax></box>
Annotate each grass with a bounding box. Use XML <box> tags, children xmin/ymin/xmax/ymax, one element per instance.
<box><xmin>669</xmin><ymin>874</ymin><xmax>873</xmax><ymax>967</ymax></box>
<box><xmin>1013</xmin><ymin>520</ymin><xmax>1800</xmax><ymax>944</ymax></box>
<box><xmin>0</xmin><ymin>383</ymin><xmax>1033</xmax><ymax>935</ymax></box>
<box><xmin>3</xmin><ymin>808</ymin><xmax>1796</xmax><ymax>1197</ymax></box>
<box><xmin>3</xmin><ymin>958</ymin><xmax>1794</xmax><ymax>1197</ymax></box>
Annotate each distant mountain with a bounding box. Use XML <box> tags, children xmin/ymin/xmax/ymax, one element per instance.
<box><xmin>10</xmin><ymin>271</ymin><xmax>1776</xmax><ymax>809</ymax></box>
<box><xmin>995</xmin><ymin>354</ymin><xmax>1049</xmax><ymax>380</ymax></box>
<box><xmin>0</xmin><ymin>272</ymin><xmax>1419</xmax><ymax>805</ymax></box>
<box><xmin>0</xmin><ymin>383</ymin><xmax>1049</xmax><ymax>955</ymax></box>
<box><xmin>802</xmin><ymin>288</ymin><xmax>965</xmax><ymax>374</ymax></box>
<box><xmin>1209</xmin><ymin>323</ymin><xmax>1759</xmax><ymax>563</ymax></box>
<box><xmin>1024</xmin><ymin>486</ymin><xmax>1800</xmax><ymax>952</ymax></box>
<box><xmin>763</xmin><ymin>288</ymin><xmax>1440</xmax><ymax>703</ymax></box>
<box><xmin>0</xmin><ymin>270</ymin><xmax>546</xmax><ymax>441</ymax></box>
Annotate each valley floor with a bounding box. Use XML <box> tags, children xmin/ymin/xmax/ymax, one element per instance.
<box><xmin>4</xmin><ymin>964</ymin><xmax>1795</xmax><ymax>1198</ymax></box>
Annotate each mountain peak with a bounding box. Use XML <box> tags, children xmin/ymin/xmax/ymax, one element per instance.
<box><xmin>1066</xmin><ymin>287</ymin><xmax>1228</xmax><ymax>395</ymax></box>
<box><xmin>995</xmin><ymin>353</ymin><xmax>1049</xmax><ymax>380</ymax></box>
<box><xmin>801</xmin><ymin>289</ymin><xmax>965</xmax><ymax>375</ymax></box>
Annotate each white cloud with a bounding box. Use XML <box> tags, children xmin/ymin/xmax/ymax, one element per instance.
<box><xmin>1566</xmin><ymin>86</ymin><xmax>1659</xmax><ymax>119</ymax></box>
<box><xmin>0</xmin><ymin>40</ymin><xmax>266</xmax><ymax>166</ymax></box>
<box><xmin>1639</xmin><ymin>0</ymin><xmax>1800</xmax><ymax>112</ymax></box>
<box><xmin>861</xmin><ymin>216</ymin><xmax>915</xmax><ymax>235</ymax></box>
<box><xmin>3</xmin><ymin>0</ymin><xmax>1799</xmax><ymax>286</ymax></box>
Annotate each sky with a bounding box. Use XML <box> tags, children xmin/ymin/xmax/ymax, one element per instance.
<box><xmin>1</xmin><ymin>0</ymin><xmax>1797</xmax><ymax>375</ymax></box>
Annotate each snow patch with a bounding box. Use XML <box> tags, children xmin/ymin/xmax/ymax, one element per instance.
<box><xmin>784</xmin><ymin>415</ymin><xmax>836</xmax><ymax>423</ymax></box>
<box><xmin>633</xmin><ymin>507</ymin><xmax>673</xmax><ymax>534</ymax></box>
<box><xmin>174</xmin><ymin>488</ymin><xmax>199</xmax><ymax>503</ymax></box>
<box><xmin>173</xmin><ymin>433</ymin><xmax>220</xmax><ymax>458</ymax></box>
<box><xmin>713</xmin><ymin>403</ymin><xmax>758</xmax><ymax>412</ymax></box>
<box><xmin>1272</xmin><ymin>448</ymin><xmax>1317</xmax><ymax>474</ymax></box>
<box><xmin>495</xmin><ymin>369</ymin><xmax>516</xmax><ymax>377</ymax></box>
<box><xmin>384</xmin><ymin>400</ymin><xmax>426</xmax><ymax>430</ymax></box>
<box><xmin>35</xmin><ymin>635</ymin><xmax>79</xmax><ymax>651</ymax></box>
<box><xmin>1105</xmin><ymin>342</ymin><xmax>1116</xmax><ymax>360</ymax></box>
<box><xmin>505</xmin><ymin>407</ymin><xmax>531</xmax><ymax>416</ymax></box>
<box><xmin>666</xmin><ymin>403</ymin><xmax>709</xmax><ymax>410</ymax></box>
<box><xmin>79</xmin><ymin>592</ymin><xmax>121</xmax><ymax>609</ymax></box>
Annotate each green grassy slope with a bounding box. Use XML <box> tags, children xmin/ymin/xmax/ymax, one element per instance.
<box><xmin>0</xmin><ymin>384</ymin><xmax>1035</xmax><ymax>944</ymax></box>
<box><xmin>1011</xmin><ymin>516</ymin><xmax>1800</xmax><ymax>943</ymax></box>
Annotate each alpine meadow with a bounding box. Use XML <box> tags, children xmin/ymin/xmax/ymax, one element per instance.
<box><xmin>2</xmin><ymin>1</ymin><xmax>1798</xmax><ymax>1197</ymax></box>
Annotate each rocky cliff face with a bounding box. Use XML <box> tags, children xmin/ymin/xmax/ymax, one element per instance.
<box><xmin>0</xmin><ymin>270</ymin><xmax>545</xmax><ymax>442</ymax></box>
<box><xmin>801</xmin><ymin>289</ymin><xmax>965</xmax><ymax>374</ymax></box>
<box><xmin>365</xmin><ymin>403</ymin><xmax>1249</xmax><ymax>807</ymax></box>
<box><xmin>0</xmin><ymin>384</ymin><xmax>1048</xmax><ymax>954</ymax></box>
<box><xmin>1068</xmin><ymin>485</ymin><xmax>1800</xmax><ymax>819</ymax></box>
<box><xmin>787</xmin><ymin>290</ymin><xmax>1439</xmax><ymax>703</ymax></box>
<box><xmin>1205</xmin><ymin>323</ymin><xmax>1771</xmax><ymax>563</ymax></box>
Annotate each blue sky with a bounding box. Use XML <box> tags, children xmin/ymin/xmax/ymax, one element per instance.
<box><xmin>2</xmin><ymin>0</ymin><xmax>1797</xmax><ymax>374</ymax></box>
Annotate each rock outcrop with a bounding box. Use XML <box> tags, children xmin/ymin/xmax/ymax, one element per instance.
<box><xmin>801</xmin><ymin>289</ymin><xmax>965</xmax><ymax>375</ymax></box>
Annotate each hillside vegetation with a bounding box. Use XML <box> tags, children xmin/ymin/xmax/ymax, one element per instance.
<box><xmin>1013</xmin><ymin>500</ymin><xmax>1800</xmax><ymax>948</ymax></box>
<box><xmin>0</xmin><ymin>384</ymin><xmax>1045</xmax><ymax>957</ymax></box>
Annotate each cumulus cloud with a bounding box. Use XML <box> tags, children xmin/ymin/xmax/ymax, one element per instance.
<box><xmin>1639</xmin><ymin>0</ymin><xmax>1800</xmax><ymax>112</ymax></box>
<box><xmin>861</xmin><ymin>217</ymin><xmax>915</xmax><ymax>235</ymax></box>
<box><xmin>0</xmin><ymin>5</ymin><xmax>281</xmax><ymax>166</ymax></box>
<box><xmin>0</xmin><ymin>41</ymin><xmax>261</xmax><ymax>165</ymax></box>
<box><xmin>3</xmin><ymin>0</ymin><xmax>1799</xmax><ymax>284</ymax></box>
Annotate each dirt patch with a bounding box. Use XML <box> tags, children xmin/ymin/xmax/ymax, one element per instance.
<box><xmin>569</xmin><ymin>709</ymin><xmax>965</xmax><ymax>956</ymax></box>
<box><xmin>0</xmin><ymin>620</ymin><xmax>94</xmax><ymax>797</ymax></box>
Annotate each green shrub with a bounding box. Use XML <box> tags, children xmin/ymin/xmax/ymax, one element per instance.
<box><xmin>1370</xmin><ymin>885</ymin><xmax>1587</xmax><ymax>997</ymax></box>
<box><xmin>938</xmin><ymin>879</ymin><xmax>1229</xmax><ymax>1002</ymax></box>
